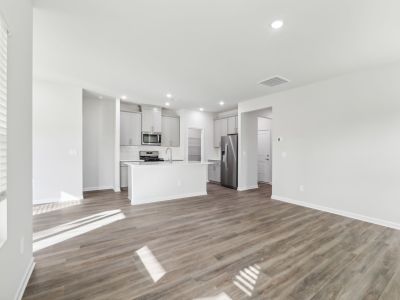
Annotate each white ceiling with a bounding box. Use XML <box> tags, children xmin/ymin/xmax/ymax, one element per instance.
<box><xmin>33</xmin><ymin>0</ymin><xmax>400</xmax><ymax>111</ymax></box>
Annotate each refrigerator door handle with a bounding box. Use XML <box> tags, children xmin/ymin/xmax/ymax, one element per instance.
<box><xmin>223</xmin><ymin>144</ymin><xmax>228</xmax><ymax>166</ymax></box>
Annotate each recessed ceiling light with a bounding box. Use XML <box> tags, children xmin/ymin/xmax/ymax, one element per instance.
<box><xmin>165</xmin><ymin>102</ymin><xmax>170</xmax><ymax>106</ymax></box>
<box><xmin>166</xmin><ymin>93</ymin><xmax>172</xmax><ymax>99</ymax></box>
<box><xmin>219</xmin><ymin>101</ymin><xmax>224</xmax><ymax>106</ymax></box>
<box><xmin>121</xmin><ymin>95</ymin><xmax>127</xmax><ymax>100</ymax></box>
<box><xmin>271</xmin><ymin>20</ymin><xmax>284</xmax><ymax>29</ymax></box>
<box><xmin>199</xmin><ymin>108</ymin><xmax>204</xmax><ymax>111</ymax></box>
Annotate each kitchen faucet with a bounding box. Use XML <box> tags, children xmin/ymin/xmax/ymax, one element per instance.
<box><xmin>165</xmin><ymin>147</ymin><xmax>172</xmax><ymax>163</ymax></box>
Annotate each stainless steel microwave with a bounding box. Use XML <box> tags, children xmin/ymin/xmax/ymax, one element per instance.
<box><xmin>142</xmin><ymin>132</ymin><xmax>162</xmax><ymax>146</ymax></box>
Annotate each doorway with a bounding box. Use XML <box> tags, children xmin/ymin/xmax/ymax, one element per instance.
<box><xmin>257</xmin><ymin>117</ymin><xmax>272</xmax><ymax>183</ymax></box>
<box><xmin>238</xmin><ymin>107</ymin><xmax>272</xmax><ymax>191</ymax></box>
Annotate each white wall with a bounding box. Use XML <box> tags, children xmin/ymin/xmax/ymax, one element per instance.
<box><xmin>238</xmin><ymin>108</ymin><xmax>271</xmax><ymax>190</ymax></box>
<box><xmin>33</xmin><ymin>79</ymin><xmax>83</xmax><ymax>204</ymax></box>
<box><xmin>239</xmin><ymin>62</ymin><xmax>400</xmax><ymax>228</ymax></box>
<box><xmin>83</xmin><ymin>96</ymin><xmax>115</xmax><ymax>191</ymax></box>
<box><xmin>0</xmin><ymin>0</ymin><xmax>33</xmax><ymax>299</ymax></box>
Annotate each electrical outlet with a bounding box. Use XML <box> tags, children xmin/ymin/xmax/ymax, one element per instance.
<box><xmin>299</xmin><ymin>185</ymin><xmax>305</xmax><ymax>192</ymax></box>
<box><xmin>177</xmin><ymin>180</ymin><xmax>182</xmax><ymax>187</ymax></box>
<box><xmin>281</xmin><ymin>152</ymin><xmax>287</xmax><ymax>158</ymax></box>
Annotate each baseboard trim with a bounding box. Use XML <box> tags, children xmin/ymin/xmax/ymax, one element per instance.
<box><xmin>272</xmin><ymin>194</ymin><xmax>400</xmax><ymax>231</ymax></box>
<box><xmin>83</xmin><ymin>186</ymin><xmax>114</xmax><ymax>192</ymax></box>
<box><xmin>130</xmin><ymin>192</ymin><xmax>207</xmax><ymax>205</ymax></box>
<box><xmin>237</xmin><ymin>185</ymin><xmax>259</xmax><ymax>191</ymax></box>
<box><xmin>15</xmin><ymin>258</ymin><xmax>35</xmax><ymax>300</ymax></box>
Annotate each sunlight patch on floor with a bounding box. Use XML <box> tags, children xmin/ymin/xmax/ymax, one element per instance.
<box><xmin>136</xmin><ymin>245</ymin><xmax>166</xmax><ymax>283</ymax></box>
<box><xmin>33</xmin><ymin>199</ymin><xmax>82</xmax><ymax>215</ymax></box>
<box><xmin>194</xmin><ymin>292</ymin><xmax>232</xmax><ymax>300</ymax></box>
<box><xmin>233</xmin><ymin>264</ymin><xmax>261</xmax><ymax>297</ymax></box>
<box><xmin>33</xmin><ymin>210</ymin><xmax>125</xmax><ymax>252</ymax></box>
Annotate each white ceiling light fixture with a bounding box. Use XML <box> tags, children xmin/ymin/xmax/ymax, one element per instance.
<box><xmin>165</xmin><ymin>102</ymin><xmax>170</xmax><ymax>106</ymax></box>
<box><xmin>121</xmin><ymin>95</ymin><xmax>127</xmax><ymax>100</ymax></box>
<box><xmin>271</xmin><ymin>19</ymin><xmax>284</xmax><ymax>29</ymax></box>
<box><xmin>199</xmin><ymin>108</ymin><xmax>204</xmax><ymax>111</ymax></box>
<box><xmin>166</xmin><ymin>93</ymin><xmax>172</xmax><ymax>99</ymax></box>
<box><xmin>98</xmin><ymin>95</ymin><xmax>103</xmax><ymax>100</ymax></box>
<box><xmin>219</xmin><ymin>101</ymin><xmax>224</xmax><ymax>106</ymax></box>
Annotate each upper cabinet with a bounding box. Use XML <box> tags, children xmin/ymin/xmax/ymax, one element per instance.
<box><xmin>227</xmin><ymin>116</ymin><xmax>238</xmax><ymax>134</ymax></box>
<box><xmin>162</xmin><ymin>116</ymin><xmax>180</xmax><ymax>147</ymax></box>
<box><xmin>214</xmin><ymin>118</ymin><xmax>228</xmax><ymax>148</ymax></box>
<box><xmin>214</xmin><ymin>115</ymin><xmax>237</xmax><ymax>147</ymax></box>
<box><xmin>142</xmin><ymin>106</ymin><xmax>162</xmax><ymax>133</ymax></box>
<box><xmin>120</xmin><ymin>111</ymin><xmax>142</xmax><ymax>146</ymax></box>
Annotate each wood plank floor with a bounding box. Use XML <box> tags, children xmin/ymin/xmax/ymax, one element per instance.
<box><xmin>24</xmin><ymin>184</ymin><xmax>400</xmax><ymax>300</ymax></box>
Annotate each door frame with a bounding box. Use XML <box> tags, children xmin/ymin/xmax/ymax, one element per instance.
<box><xmin>257</xmin><ymin>116</ymin><xmax>272</xmax><ymax>184</ymax></box>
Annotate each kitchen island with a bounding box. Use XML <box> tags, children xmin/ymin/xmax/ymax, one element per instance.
<box><xmin>125</xmin><ymin>161</ymin><xmax>211</xmax><ymax>205</ymax></box>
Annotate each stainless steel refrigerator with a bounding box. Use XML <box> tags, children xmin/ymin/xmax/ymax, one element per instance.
<box><xmin>221</xmin><ymin>134</ymin><xmax>238</xmax><ymax>189</ymax></box>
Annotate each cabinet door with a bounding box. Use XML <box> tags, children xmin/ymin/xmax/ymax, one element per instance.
<box><xmin>227</xmin><ymin>116</ymin><xmax>236</xmax><ymax>134</ymax></box>
<box><xmin>141</xmin><ymin>107</ymin><xmax>161</xmax><ymax>133</ymax></box>
<box><xmin>169</xmin><ymin>117</ymin><xmax>180</xmax><ymax>147</ymax></box>
<box><xmin>120</xmin><ymin>111</ymin><xmax>141</xmax><ymax>145</ymax></box>
<box><xmin>152</xmin><ymin>108</ymin><xmax>162</xmax><ymax>132</ymax></box>
<box><xmin>141</xmin><ymin>109</ymin><xmax>152</xmax><ymax>132</ymax></box>
<box><xmin>161</xmin><ymin>116</ymin><xmax>170</xmax><ymax>146</ymax></box>
<box><xmin>235</xmin><ymin>116</ymin><xmax>238</xmax><ymax>133</ymax></box>
<box><xmin>214</xmin><ymin>119</ymin><xmax>221</xmax><ymax>147</ymax></box>
<box><xmin>215</xmin><ymin>162</ymin><xmax>221</xmax><ymax>182</ymax></box>
<box><xmin>220</xmin><ymin>118</ymin><xmax>228</xmax><ymax>137</ymax></box>
<box><xmin>161</xmin><ymin>116</ymin><xmax>180</xmax><ymax>147</ymax></box>
<box><xmin>214</xmin><ymin>118</ymin><xmax>228</xmax><ymax>147</ymax></box>
<box><xmin>120</xmin><ymin>166</ymin><xmax>128</xmax><ymax>188</ymax></box>
<box><xmin>208</xmin><ymin>164</ymin><xmax>214</xmax><ymax>181</ymax></box>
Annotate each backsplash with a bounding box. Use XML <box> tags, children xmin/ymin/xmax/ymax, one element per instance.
<box><xmin>120</xmin><ymin>146</ymin><xmax>184</xmax><ymax>161</ymax></box>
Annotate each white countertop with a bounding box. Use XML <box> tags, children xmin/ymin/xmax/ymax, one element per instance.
<box><xmin>125</xmin><ymin>161</ymin><xmax>214</xmax><ymax>168</ymax></box>
<box><xmin>120</xmin><ymin>159</ymin><xmax>144</xmax><ymax>162</ymax></box>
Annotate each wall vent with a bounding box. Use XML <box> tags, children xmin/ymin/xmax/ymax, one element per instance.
<box><xmin>259</xmin><ymin>76</ymin><xmax>290</xmax><ymax>87</ymax></box>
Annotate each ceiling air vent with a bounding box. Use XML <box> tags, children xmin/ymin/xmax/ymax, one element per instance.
<box><xmin>259</xmin><ymin>76</ymin><xmax>290</xmax><ymax>87</ymax></box>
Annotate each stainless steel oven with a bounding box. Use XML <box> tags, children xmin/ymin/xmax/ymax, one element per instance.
<box><xmin>142</xmin><ymin>132</ymin><xmax>162</xmax><ymax>146</ymax></box>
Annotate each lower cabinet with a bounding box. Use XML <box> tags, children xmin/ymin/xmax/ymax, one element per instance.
<box><xmin>120</xmin><ymin>166</ymin><xmax>128</xmax><ymax>188</ymax></box>
<box><xmin>208</xmin><ymin>161</ymin><xmax>221</xmax><ymax>182</ymax></box>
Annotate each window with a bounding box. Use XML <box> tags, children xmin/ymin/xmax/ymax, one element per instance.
<box><xmin>0</xmin><ymin>14</ymin><xmax>7</xmax><ymax>247</ymax></box>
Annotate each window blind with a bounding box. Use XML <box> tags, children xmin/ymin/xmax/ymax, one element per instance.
<box><xmin>0</xmin><ymin>16</ymin><xmax>7</xmax><ymax>203</ymax></box>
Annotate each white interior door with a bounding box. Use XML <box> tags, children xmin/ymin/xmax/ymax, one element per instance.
<box><xmin>258</xmin><ymin>130</ymin><xmax>271</xmax><ymax>183</ymax></box>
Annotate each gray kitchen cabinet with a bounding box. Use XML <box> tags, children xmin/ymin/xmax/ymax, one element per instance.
<box><xmin>142</xmin><ymin>106</ymin><xmax>162</xmax><ymax>133</ymax></box>
<box><xmin>161</xmin><ymin>116</ymin><xmax>180</xmax><ymax>147</ymax></box>
<box><xmin>208</xmin><ymin>161</ymin><xmax>221</xmax><ymax>182</ymax></box>
<box><xmin>120</xmin><ymin>165</ymin><xmax>128</xmax><ymax>188</ymax></box>
<box><xmin>214</xmin><ymin>118</ymin><xmax>228</xmax><ymax>148</ymax></box>
<box><xmin>120</xmin><ymin>111</ymin><xmax>142</xmax><ymax>146</ymax></box>
<box><xmin>227</xmin><ymin>116</ymin><xmax>238</xmax><ymax>134</ymax></box>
